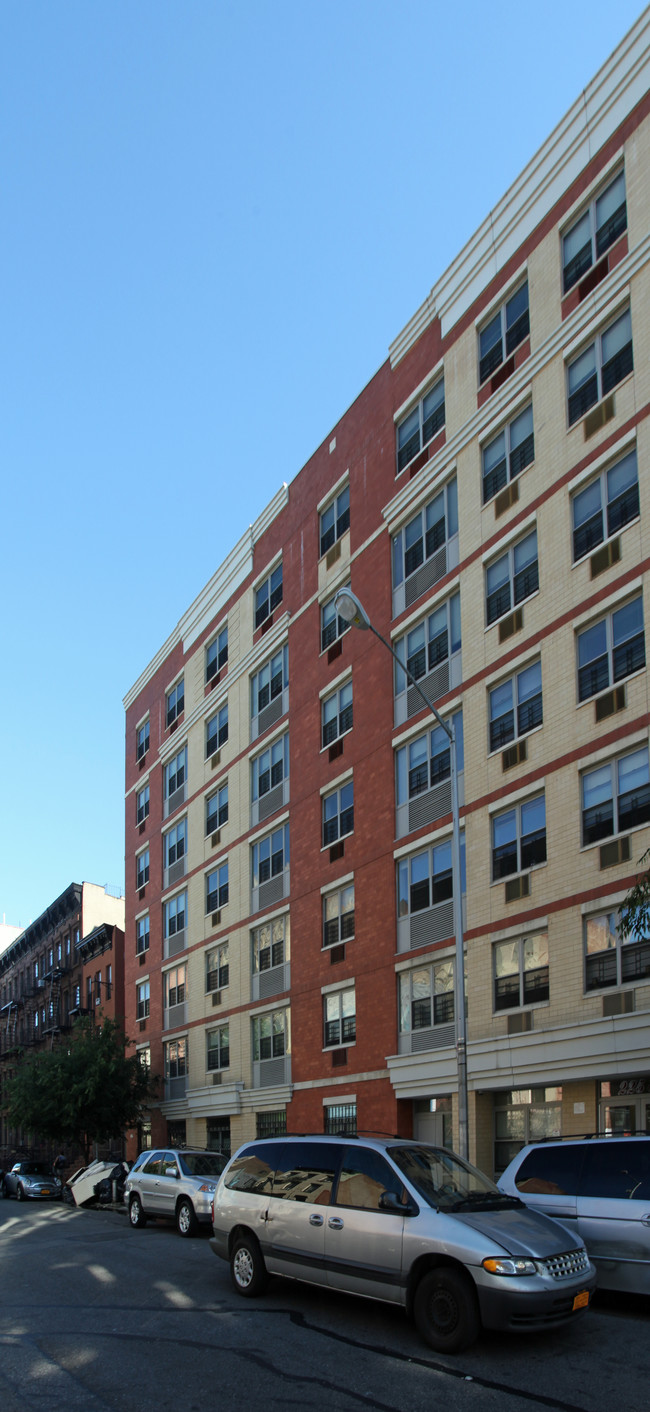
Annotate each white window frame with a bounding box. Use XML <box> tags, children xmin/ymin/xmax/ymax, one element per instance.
<box><xmin>562</xmin><ymin>168</ymin><xmax>627</xmax><ymax>293</ymax></box>
<box><xmin>206</xmin><ymin>625</ymin><xmax>228</xmax><ymax>683</ymax></box>
<box><xmin>478</xmin><ymin>281</ymin><xmax>529</xmax><ymax>385</ymax></box>
<box><xmin>396</xmin><ymin>373</ymin><xmax>445</xmax><ymax>474</ymax></box>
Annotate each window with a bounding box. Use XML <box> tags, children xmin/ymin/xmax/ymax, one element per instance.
<box><xmin>323</xmin><ymin>883</ymin><xmax>355</xmax><ymax>948</ymax></box>
<box><xmin>166</xmin><ymin>677</ymin><xmax>184</xmax><ymax>727</ymax></box>
<box><xmin>392</xmin><ymin>480</ymin><xmax>458</xmax><ymax>588</ymax></box>
<box><xmin>324</xmin><ymin>986</ymin><xmax>356</xmax><ymax>1047</ymax></box>
<box><xmin>136</xmin><ymin>784</ymin><xmax>149</xmax><ymax>825</ymax></box>
<box><xmin>256</xmin><ymin>1110</ymin><xmax>287</xmax><ymax>1139</ymax></box>
<box><xmin>585</xmin><ymin>910</ymin><xmax>650</xmax><ymax>992</ymax></box>
<box><xmin>252</xmin><ymin>735</ymin><xmax>289</xmax><ymax>801</ymax></box>
<box><xmin>164</xmin><ymin>746</ymin><xmax>187</xmax><ymax>804</ymax></box>
<box><xmin>206</xmin><ymin>626</ymin><xmax>228</xmax><ymax>683</ymax></box>
<box><xmin>206</xmin><ymin>942</ymin><xmax>229</xmax><ymax>992</ymax></box>
<box><xmin>136</xmin><ymin>915</ymin><xmax>150</xmax><ymax>955</ymax></box>
<box><xmin>136</xmin><ymin>981</ymin><xmax>150</xmax><ymax>1021</ymax></box>
<box><xmin>207</xmin><ymin>1025</ymin><xmax>229</xmax><ymax>1071</ymax></box>
<box><xmin>206</xmin><ymin>704</ymin><xmax>228</xmax><ymax>758</ymax></box>
<box><xmin>253</xmin><ymin>1008</ymin><xmax>289</xmax><ymax>1061</ymax></box>
<box><xmin>577</xmin><ymin>596</ymin><xmax>645</xmax><ymax>702</ymax></box>
<box><xmin>489</xmin><ymin>661</ymin><xmax>542</xmax><ymax>752</ymax></box>
<box><xmin>492</xmin><ymin>795</ymin><xmax>546</xmax><ymax>879</ymax></box>
<box><xmin>164</xmin><ymin>1037</ymin><xmax>187</xmax><ymax>1079</ymax></box>
<box><xmin>486</xmin><ymin>529</ymin><xmax>538</xmax><ymax>625</ymax></box>
<box><xmin>396</xmin><ymin>711</ymin><xmax>464</xmax><ymax>805</ymax></box>
<box><xmin>206</xmin><ymin>783</ymin><xmax>229</xmax><ymax>835</ymax></box>
<box><xmin>479</xmin><ymin>282</ymin><xmax>529</xmax><ymax>384</ymax></box>
<box><xmin>572</xmin><ymin>449</ymin><xmax>639</xmax><ymax>561</ymax></box>
<box><xmin>398</xmin><ymin>837</ymin><xmax>465</xmax><ymax>917</ymax></box>
<box><xmin>136</xmin><ymin>848</ymin><xmax>149</xmax><ymax>890</ymax></box>
<box><xmin>322</xmin><ymin>680</ymin><xmax>353</xmax><ymax>748</ymax></box>
<box><xmin>136</xmin><ymin>719</ymin><xmax>150</xmax><ymax>761</ymax></box>
<box><xmin>321</xmin><ymin>591</ymin><xmax>351</xmax><ymax>652</ymax></box>
<box><xmin>494</xmin><ymin>1087</ymin><xmax>561</xmax><ymax>1173</ymax></box>
<box><xmin>163</xmin><ymin>891</ymin><xmax>187</xmax><ymax>938</ymax></box>
<box><xmin>252</xmin><ymin>824</ymin><xmax>290</xmax><ymax>887</ymax></box>
<box><xmin>396</xmin><ymin>375</ymin><xmax>445</xmax><ymax>473</ymax></box>
<box><xmin>324</xmin><ymin>1102</ymin><xmax>356</xmax><ymax>1136</ymax></box>
<box><xmin>482</xmin><ymin>405</ymin><xmax>534</xmax><ymax>503</ymax></box>
<box><xmin>206</xmin><ymin>863</ymin><xmax>229</xmax><ymax>913</ymax></box>
<box><xmin>138</xmin><ymin>1046</ymin><xmax>151</xmax><ymax>1073</ymax></box>
<box><xmin>320</xmin><ymin>484</ymin><xmax>350</xmax><ymax>556</ymax></box>
<box><xmin>252</xmin><ymin>915</ymin><xmax>290</xmax><ymax>973</ymax></box>
<box><xmin>399</xmin><ymin>959</ymin><xmax>455</xmax><ymax>1032</ymax></box>
<box><xmin>106</xmin><ymin>965</ymin><xmax>112</xmax><ymax>1000</ymax></box>
<box><xmin>494</xmin><ymin>932</ymin><xmax>549</xmax><ymax>1010</ymax></box>
<box><xmin>164</xmin><ymin>964</ymin><xmax>186</xmax><ymax>1007</ymax></box>
<box><xmin>582</xmin><ymin>747</ymin><xmax>650</xmax><ymax>845</ymax></box>
<box><xmin>323</xmin><ymin>780</ymin><xmax>354</xmax><ymax>846</ymax></box>
<box><xmin>562</xmin><ymin>170</ymin><xmax>627</xmax><ymax>292</ymax></box>
<box><xmin>395</xmin><ymin>592</ymin><xmax>461</xmax><ymax>690</ymax></box>
<box><xmin>255</xmin><ymin>562</ymin><xmax>283</xmax><ymax>628</ymax></box>
<box><xmin>567</xmin><ymin>308</ymin><xmax>633</xmax><ymax>425</ymax></box>
<box><xmin>163</xmin><ymin>820</ymin><xmax>187</xmax><ymax>869</ymax></box>
<box><xmin>251</xmin><ymin>647</ymin><xmax>288</xmax><ymax>719</ymax></box>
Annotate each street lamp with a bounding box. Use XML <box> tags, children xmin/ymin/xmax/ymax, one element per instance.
<box><xmin>334</xmin><ymin>587</ymin><xmax>469</xmax><ymax>1160</ymax></box>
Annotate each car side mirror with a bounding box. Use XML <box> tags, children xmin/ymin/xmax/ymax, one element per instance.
<box><xmin>379</xmin><ymin>1190</ymin><xmax>417</xmax><ymax>1216</ymax></box>
<box><xmin>167</xmin><ymin>1167</ymin><xmax>179</xmax><ymax>1179</ymax></box>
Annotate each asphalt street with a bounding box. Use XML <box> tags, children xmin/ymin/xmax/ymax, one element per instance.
<box><xmin>0</xmin><ymin>1199</ymin><xmax>648</xmax><ymax>1412</ymax></box>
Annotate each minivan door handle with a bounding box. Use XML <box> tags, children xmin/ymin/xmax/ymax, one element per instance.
<box><xmin>309</xmin><ymin>1214</ymin><xmax>324</xmax><ymax>1226</ymax></box>
<box><xmin>328</xmin><ymin>1216</ymin><xmax>344</xmax><ymax>1229</ymax></box>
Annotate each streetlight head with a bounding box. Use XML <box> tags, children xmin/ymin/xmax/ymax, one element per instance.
<box><xmin>334</xmin><ymin>588</ymin><xmax>371</xmax><ymax>630</ymax></box>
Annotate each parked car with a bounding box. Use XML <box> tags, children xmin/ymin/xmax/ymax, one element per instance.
<box><xmin>1</xmin><ymin>1161</ymin><xmax>62</xmax><ymax>1202</ymax></box>
<box><xmin>125</xmin><ymin>1148</ymin><xmax>226</xmax><ymax>1237</ymax></box>
<box><xmin>499</xmin><ymin>1135</ymin><xmax>650</xmax><ymax>1294</ymax></box>
<box><xmin>210</xmin><ymin>1135</ymin><xmax>596</xmax><ymax>1354</ymax></box>
<box><xmin>64</xmin><ymin>1160</ymin><xmax>131</xmax><ymax>1207</ymax></box>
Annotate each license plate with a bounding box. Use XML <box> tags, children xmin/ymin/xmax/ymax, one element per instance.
<box><xmin>41</xmin><ymin>1189</ymin><xmax>51</xmax><ymax>1196</ymax></box>
<box><xmin>572</xmin><ymin>1290</ymin><xmax>590</xmax><ymax>1311</ymax></box>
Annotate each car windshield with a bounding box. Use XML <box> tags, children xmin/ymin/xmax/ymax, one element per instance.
<box><xmin>388</xmin><ymin>1145</ymin><xmax>514</xmax><ymax>1211</ymax></box>
<box><xmin>22</xmin><ymin>1163</ymin><xmax>49</xmax><ymax>1177</ymax></box>
<box><xmin>178</xmin><ymin>1152</ymin><xmax>225</xmax><ymax>1178</ymax></box>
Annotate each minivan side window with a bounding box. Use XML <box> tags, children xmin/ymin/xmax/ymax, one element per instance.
<box><xmin>513</xmin><ymin>1145</ymin><xmax>584</xmax><ymax>1196</ymax></box>
<box><xmin>335</xmin><ymin>1147</ymin><xmax>405</xmax><ymax>1211</ymax></box>
<box><xmin>579</xmin><ymin>1141</ymin><xmax>650</xmax><ymax>1200</ymax></box>
<box><xmin>224</xmin><ymin>1144</ymin><xmax>275</xmax><ymax>1195</ymax></box>
<box><xmin>272</xmin><ymin>1141</ymin><xmax>339</xmax><ymax>1204</ymax></box>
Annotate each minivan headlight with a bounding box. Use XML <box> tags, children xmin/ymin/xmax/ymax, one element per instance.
<box><xmin>482</xmin><ymin>1257</ymin><xmax>538</xmax><ymax>1276</ymax></box>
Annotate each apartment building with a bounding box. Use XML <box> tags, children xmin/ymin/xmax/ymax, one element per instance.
<box><xmin>123</xmin><ymin>14</ymin><xmax>650</xmax><ymax>1174</ymax></box>
<box><xmin>0</xmin><ymin>882</ymin><xmax>125</xmax><ymax>1157</ymax></box>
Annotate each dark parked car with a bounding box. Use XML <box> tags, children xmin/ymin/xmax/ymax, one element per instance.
<box><xmin>2</xmin><ymin>1161</ymin><xmax>62</xmax><ymax>1201</ymax></box>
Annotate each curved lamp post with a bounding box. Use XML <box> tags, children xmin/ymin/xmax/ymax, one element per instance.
<box><xmin>334</xmin><ymin>587</ymin><xmax>469</xmax><ymax>1161</ymax></box>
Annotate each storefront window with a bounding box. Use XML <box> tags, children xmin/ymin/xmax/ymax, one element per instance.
<box><xmin>494</xmin><ymin>1087</ymin><xmax>562</xmax><ymax>1174</ymax></box>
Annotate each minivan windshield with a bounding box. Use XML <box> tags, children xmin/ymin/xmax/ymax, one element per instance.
<box><xmin>389</xmin><ymin>1145</ymin><xmax>519</xmax><ymax>1212</ymax></box>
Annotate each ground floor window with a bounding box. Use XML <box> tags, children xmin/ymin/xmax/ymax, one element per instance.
<box><xmin>256</xmin><ymin>1110</ymin><xmax>287</xmax><ymax>1139</ymax></box>
<box><xmin>494</xmin><ymin>1087</ymin><xmax>562</xmax><ymax>1174</ymax></box>
<box><xmin>207</xmin><ymin>1117</ymin><xmax>231</xmax><ymax>1158</ymax></box>
<box><xmin>137</xmin><ymin>1118</ymin><xmax>152</xmax><ymax>1151</ymax></box>
<box><xmin>599</xmin><ymin>1078</ymin><xmax>650</xmax><ymax>1136</ymax></box>
<box><xmin>324</xmin><ymin>1102</ymin><xmax>356</xmax><ymax>1136</ymax></box>
<box><xmin>167</xmin><ymin>1119</ymin><xmax>186</xmax><ymax>1147</ymax></box>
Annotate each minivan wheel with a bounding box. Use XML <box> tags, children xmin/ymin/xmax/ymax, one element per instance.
<box><xmin>176</xmin><ymin>1198</ymin><xmax>199</xmax><ymax>1238</ymax></box>
<box><xmin>413</xmin><ymin>1267</ymin><xmax>480</xmax><ymax>1354</ymax></box>
<box><xmin>129</xmin><ymin>1195</ymin><xmax>147</xmax><ymax>1228</ymax></box>
<box><xmin>230</xmin><ymin>1234</ymin><xmax>268</xmax><ymax>1297</ymax></box>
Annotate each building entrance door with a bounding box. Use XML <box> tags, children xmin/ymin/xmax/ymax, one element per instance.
<box><xmin>599</xmin><ymin>1097</ymin><xmax>650</xmax><ymax>1135</ymax></box>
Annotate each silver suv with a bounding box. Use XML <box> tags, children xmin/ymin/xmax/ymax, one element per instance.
<box><xmin>210</xmin><ymin>1135</ymin><xmax>596</xmax><ymax>1353</ymax></box>
<box><xmin>125</xmin><ymin>1148</ymin><xmax>226</xmax><ymax>1237</ymax></box>
<box><xmin>498</xmin><ymin>1135</ymin><xmax>650</xmax><ymax>1294</ymax></box>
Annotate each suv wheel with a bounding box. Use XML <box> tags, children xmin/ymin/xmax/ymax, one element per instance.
<box><xmin>230</xmin><ymin>1233</ymin><xmax>268</xmax><ymax>1297</ymax></box>
<box><xmin>176</xmin><ymin>1198</ymin><xmax>199</xmax><ymax>1238</ymax></box>
<box><xmin>413</xmin><ymin>1267</ymin><xmax>480</xmax><ymax>1354</ymax></box>
<box><xmin>129</xmin><ymin>1195</ymin><xmax>147</xmax><ymax>1228</ymax></box>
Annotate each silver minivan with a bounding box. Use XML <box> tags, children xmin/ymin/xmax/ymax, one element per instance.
<box><xmin>210</xmin><ymin>1135</ymin><xmax>596</xmax><ymax>1352</ymax></box>
<box><xmin>499</xmin><ymin>1136</ymin><xmax>650</xmax><ymax>1293</ymax></box>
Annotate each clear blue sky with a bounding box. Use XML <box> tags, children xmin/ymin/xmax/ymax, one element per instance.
<box><xmin>1</xmin><ymin>1</ymin><xmax>644</xmax><ymax>927</ymax></box>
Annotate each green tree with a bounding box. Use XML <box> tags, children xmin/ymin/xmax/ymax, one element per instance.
<box><xmin>619</xmin><ymin>847</ymin><xmax>650</xmax><ymax>941</ymax></box>
<box><xmin>3</xmin><ymin>1017</ymin><xmax>155</xmax><ymax>1162</ymax></box>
